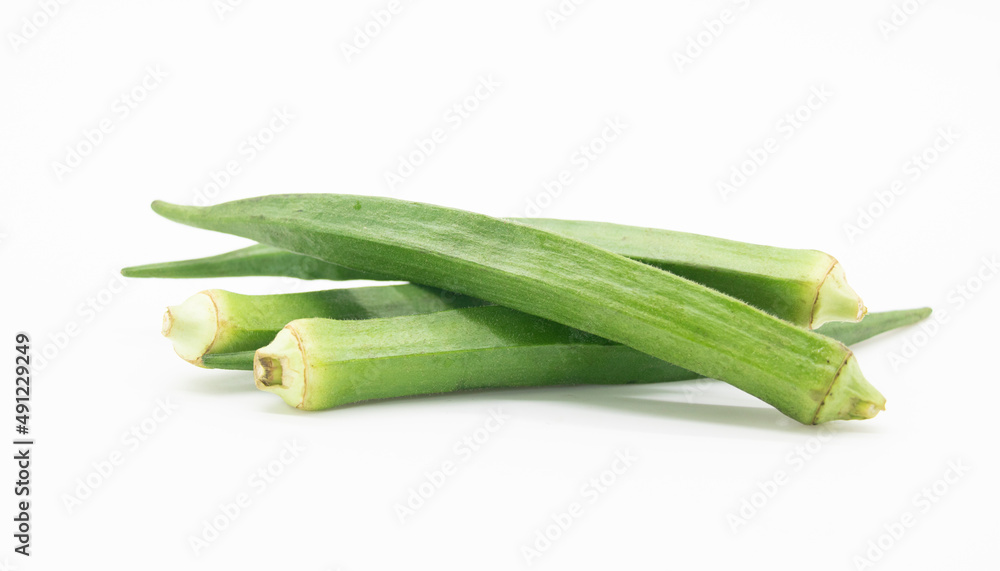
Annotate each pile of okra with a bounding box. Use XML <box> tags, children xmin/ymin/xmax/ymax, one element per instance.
<box><xmin>122</xmin><ymin>194</ymin><xmax>929</xmax><ymax>424</ymax></box>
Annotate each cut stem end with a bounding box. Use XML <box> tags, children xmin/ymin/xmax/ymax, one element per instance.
<box><xmin>812</xmin><ymin>261</ymin><xmax>867</xmax><ymax>329</ymax></box>
<box><xmin>254</xmin><ymin>327</ymin><xmax>307</xmax><ymax>408</ymax></box>
<box><xmin>162</xmin><ymin>292</ymin><xmax>220</xmax><ymax>366</ymax></box>
<box><xmin>254</xmin><ymin>356</ymin><xmax>283</xmax><ymax>387</ymax></box>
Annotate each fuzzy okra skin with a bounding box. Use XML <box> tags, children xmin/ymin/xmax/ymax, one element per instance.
<box><xmin>255</xmin><ymin>307</ymin><xmax>927</xmax><ymax>411</ymax></box>
<box><xmin>204</xmin><ymin>307</ymin><xmax>931</xmax><ymax>374</ymax></box>
<box><xmin>162</xmin><ymin>284</ymin><xmax>488</xmax><ymax>366</ymax></box>
<box><xmin>514</xmin><ymin>219</ymin><xmax>864</xmax><ymax>329</ymax></box>
<box><xmin>255</xmin><ymin>307</ymin><xmax>691</xmax><ymax>410</ymax></box>
<box><xmin>151</xmin><ymin>194</ymin><xmax>884</xmax><ymax>424</ymax></box>
<box><xmin>122</xmin><ymin>222</ymin><xmax>864</xmax><ymax>329</ymax></box>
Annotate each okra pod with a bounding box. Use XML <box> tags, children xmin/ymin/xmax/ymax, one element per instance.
<box><xmin>123</xmin><ymin>244</ymin><xmax>388</xmax><ymax>281</ymax></box>
<box><xmin>124</xmin><ymin>221</ymin><xmax>865</xmax><ymax>329</ymax></box>
<box><xmin>517</xmin><ymin>219</ymin><xmax>864</xmax><ymax>329</ymax></box>
<box><xmin>162</xmin><ymin>284</ymin><xmax>488</xmax><ymax>366</ymax></box>
<box><xmin>199</xmin><ymin>308</ymin><xmax>929</xmax><ymax>378</ymax></box>
<box><xmin>254</xmin><ymin>307</ymin><xmax>927</xmax><ymax>411</ymax></box>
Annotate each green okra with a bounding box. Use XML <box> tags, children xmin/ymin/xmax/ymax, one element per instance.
<box><xmin>123</xmin><ymin>244</ymin><xmax>389</xmax><ymax>281</ymax></box>
<box><xmin>162</xmin><ymin>284</ymin><xmax>487</xmax><ymax>366</ymax></box>
<box><xmin>254</xmin><ymin>307</ymin><xmax>929</xmax><ymax>411</ymax></box>
<box><xmin>202</xmin><ymin>308</ymin><xmax>931</xmax><ymax>377</ymax></box>
<box><xmin>517</xmin><ymin>219</ymin><xmax>864</xmax><ymax>329</ymax></box>
<box><xmin>150</xmin><ymin>194</ymin><xmax>884</xmax><ymax>424</ymax></box>
<box><xmin>123</xmin><ymin>221</ymin><xmax>865</xmax><ymax>329</ymax></box>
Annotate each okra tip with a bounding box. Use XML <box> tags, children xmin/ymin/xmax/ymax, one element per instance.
<box><xmin>811</xmin><ymin>261</ymin><xmax>867</xmax><ymax>328</ymax></box>
<box><xmin>150</xmin><ymin>199</ymin><xmax>181</xmax><ymax>213</ymax></box>
<box><xmin>161</xmin><ymin>291</ymin><xmax>220</xmax><ymax>367</ymax></box>
<box><xmin>254</xmin><ymin>326</ymin><xmax>308</xmax><ymax>409</ymax></box>
<box><xmin>812</xmin><ymin>354</ymin><xmax>886</xmax><ymax>424</ymax></box>
<box><xmin>151</xmin><ymin>200</ymin><xmax>176</xmax><ymax>217</ymax></box>
<box><xmin>151</xmin><ymin>200</ymin><xmax>203</xmax><ymax>226</ymax></box>
<box><xmin>121</xmin><ymin>261</ymin><xmax>188</xmax><ymax>278</ymax></box>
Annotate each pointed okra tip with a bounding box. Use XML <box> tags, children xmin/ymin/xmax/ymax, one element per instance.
<box><xmin>150</xmin><ymin>199</ymin><xmax>174</xmax><ymax>215</ymax></box>
<box><xmin>812</xmin><ymin>354</ymin><xmax>886</xmax><ymax>424</ymax></box>
<box><xmin>812</xmin><ymin>261</ymin><xmax>867</xmax><ymax>329</ymax></box>
<box><xmin>150</xmin><ymin>200</ymin><xmax>203</xmax><ymax>225</ymax></box>
<box><xmin>254</xmin><ymin>326</ymin><xmax>308</xmax><ymax>409</ymax></box>
<box><xmin>121</xmin><ymin>263</ymin><xmax>161</xmax><ymax>278</ymax></box>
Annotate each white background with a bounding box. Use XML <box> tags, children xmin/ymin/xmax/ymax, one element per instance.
<box><xmin>2</xmin><ymin>1</ymin><xmax>999</xmax><ymax>569</ymax></box>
